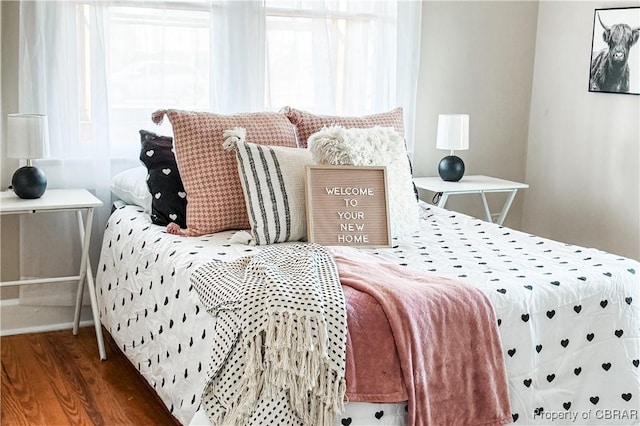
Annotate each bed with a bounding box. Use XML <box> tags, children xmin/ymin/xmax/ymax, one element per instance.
<box><xmin>96</xmin><ymin>200</ymin><xmax>639</xmax><ymax>425</ymax></box>
<box><xmin>96</xmin><ymin>108</ymin><xmax>639</xmax><ymax>425</ymax></box>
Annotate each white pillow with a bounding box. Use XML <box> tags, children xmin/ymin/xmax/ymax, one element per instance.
<box><xmin>307</xmin><ymin>125</ymin><xmax>420</xmax><ymax>237</ymax></box>
<box><xmin>110</xmin><ymin>166</ymin><xmax>152</xmax><ymax>212</ymax></box>
<box><xmin>223</xmin><ymin>128</ymin><xmax>314</xmax><ymax>245</ymax></box>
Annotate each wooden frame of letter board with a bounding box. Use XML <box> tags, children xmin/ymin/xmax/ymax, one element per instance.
<box><xmin>305</xmin><ymin>165</ymin><xmax>391</xmax><ymax>247</ymax></box>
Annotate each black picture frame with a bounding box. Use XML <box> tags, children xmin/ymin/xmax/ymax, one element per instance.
<box><xmin>589</xmin><ymin>7</ymin><xmax>640</xmax><ymax>95</ymax></box>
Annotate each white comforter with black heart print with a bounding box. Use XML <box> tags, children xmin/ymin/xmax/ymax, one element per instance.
<box><xmin>96</xmin><ymin>201</ymin><xmax>640</xmax><ymax>425</ymax></box>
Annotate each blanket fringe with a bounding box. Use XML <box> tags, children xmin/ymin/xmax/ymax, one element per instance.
<box><xmin>217</xmin><ymin>311</ymin><xmax>345</xmax><ymax>426</ymax></box>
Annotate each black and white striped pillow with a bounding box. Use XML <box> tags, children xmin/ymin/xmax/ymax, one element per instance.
<box><xmin>224</xmin><ymin>128</ymin><xmax>314</xmax><ymax>245</ymax></box>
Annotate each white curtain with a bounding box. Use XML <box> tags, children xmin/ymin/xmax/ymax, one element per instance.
<box><xmin>16</xmin><ymin>0</ymin><xmax>421</xmax><ymax>304</ymax></box>
<box><xmin>18</xmin><ymin>1</ymin><xmax>112</xmax><ymax>305</ymax></box>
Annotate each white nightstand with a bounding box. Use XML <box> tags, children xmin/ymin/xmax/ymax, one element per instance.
<box><xmin>0</xmin><ymin>189</ymin><xmax>106</xmax><ymax>360</ymax></box>
<box><xmin>413</xmin><ymin>175</ymin><xmax>529</xmax><ymax>225</ymax></box>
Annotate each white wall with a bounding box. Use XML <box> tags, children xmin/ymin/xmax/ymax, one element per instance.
<box><xmin>524</xmin><ymin>1</ymin><xmax>640</xmax><ymax>260</ymax></box>
<box><xmin>1</xmin><ymin>1</ymin><xmax>17</xmax><ymax>190</ymax></box>
<box><xmin>1</xmin><ymin>0</ymin><xmax>20</xmax><ymax>300</ymax></box>
<box><xmin>413</xmin><ymin>1</ymin><xmax>539</xmax><ymax>230</ymax></box>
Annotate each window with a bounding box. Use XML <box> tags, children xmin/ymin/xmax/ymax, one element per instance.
<box><xmin>76</xmin><ymin>3</ymin><xmax>212</xmax><ymax>157</ymax></box>
<box><xmin>19</xmin><ymin>0</ymin><xmax>419</xmax><ymax>167</ymax></box>
<box><xmin>106</xmin><ymin>7</ymin><xmax>210</xmax><ymax>110</ymax></box>
<box><xmin>263</xmin><ymin>1</ymin><xmax>398</xmax><ymax>113</ymax></box>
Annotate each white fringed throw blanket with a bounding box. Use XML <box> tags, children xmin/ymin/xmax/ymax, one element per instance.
<box><xmin>190</xmin><ymin>243</ymin><xmax>347</xmax><ymax>426</ymax></box>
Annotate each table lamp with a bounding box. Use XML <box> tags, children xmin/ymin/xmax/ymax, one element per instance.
<box><xmin>7</xmin><ymin>113</ymin><xmax>51</xmax><ymax>199</ymax></box>
<box><xmin>436</xmin><ymin>114</ymin><xmax>469</xmax><ymax>182</ymax></box>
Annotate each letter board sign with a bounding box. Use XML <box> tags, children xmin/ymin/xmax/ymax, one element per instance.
<box><xmin>305</xmin><ymin>165</ymin><xmax>391</xmax><ymax>247</ymax></box>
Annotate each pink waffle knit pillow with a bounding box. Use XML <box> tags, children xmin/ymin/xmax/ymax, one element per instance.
<box><xmin>281</xmin><ymin>106</ymin><xmax>405</xmax><ymax>148</ymax></box>
<box><xmin>151</xmin><ymin>109</ymin><xmax>298</xmax><ymax>236</ymax></box>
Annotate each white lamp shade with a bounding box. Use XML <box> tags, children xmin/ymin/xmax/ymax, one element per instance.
<box><xmin>7</xmin><ymin>113</ymin><xmax>50</xmax><ymax>159</ymax></box>
<box><xmin>436</xmin><ymin>114</ymin><xmax>469</xmax><ymax>151</ymax></box>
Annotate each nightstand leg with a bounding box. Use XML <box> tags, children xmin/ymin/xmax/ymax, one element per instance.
<box><xmin>85</xmin><ymin>260</ymin><xmax>106</xmax><ymax>360</ymax></box>
<box><xmin>73</xmin><ymin>209</ymin><xmax>107</xmax><ymax>360</ymax></box>
<box><xmin>496</xmin><ymin>189</ymin><xmax>518</xmax><ymax>226</ymax></box>
<box><xmin>73</xmin><ymin>210</ymin><xmax>89</xmax><ymax>335</ymax></box>
<box><xmin>72</xmin><ymin>273</ymin><xmax>84</xmax><ymax>335</ymax></box>
<box><xmin>480</xmin><ymin>192</ymin><xmax>492</xmax><ymax>222</ymax></box>
<box><xmin>438</xmin><ymin>193</ymin><xmax>450</xmax><ymax>208</ymax></box>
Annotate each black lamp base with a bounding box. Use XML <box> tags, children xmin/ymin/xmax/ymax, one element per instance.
<box><xmin>438</xmin><ymin>155</ymin><xmax>465</xmax><ymax>182</ymax></box>
<box><xmin>12</xmin><ymin>166</ymin><xmax>47</xmax><ymax>199</ymax></box>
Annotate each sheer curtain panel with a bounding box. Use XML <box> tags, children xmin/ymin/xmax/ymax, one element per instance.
<box><xmin>16</xmin><ymin>0</ymin><xmax>421</xmax><ymax>305</ymax></box>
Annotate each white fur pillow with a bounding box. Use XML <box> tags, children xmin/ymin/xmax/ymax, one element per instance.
<box><xmin>308</xmin><ymin>125</ymin><xmax>419</xmax><ymax>237</ymax></box>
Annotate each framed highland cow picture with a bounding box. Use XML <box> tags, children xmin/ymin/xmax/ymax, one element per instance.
<box><xmin>589</xmin><ymin>7</ymin><xmax>640</xmax><ymax>95</ymax></box>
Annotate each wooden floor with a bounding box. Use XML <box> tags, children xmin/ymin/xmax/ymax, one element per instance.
<box><xmin>1</xmin><ymin>327</ymin><xmax>180</xmax><ymax>426</ymax></box>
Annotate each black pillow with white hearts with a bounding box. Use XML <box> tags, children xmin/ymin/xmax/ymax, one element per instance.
<box><xmin>139</xmin><ymin>130</ymin><xmax>187</xmax><ymax>228</ymax></box>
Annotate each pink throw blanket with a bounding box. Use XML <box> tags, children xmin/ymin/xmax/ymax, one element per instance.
<box><xmin>332</xmin><ymin>247</ymin><xmax>511</xmax><ymax>426</ymax></box>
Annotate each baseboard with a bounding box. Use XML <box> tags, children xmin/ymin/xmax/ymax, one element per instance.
<box><xmin>0</xmin><ymin>298</ymin><xmax>96</xmax><ymax>336</ymax></box>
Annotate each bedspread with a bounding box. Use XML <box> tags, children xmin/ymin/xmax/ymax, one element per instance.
<box><xmin>96</xmin><ymin>203</ymin><xmax>640</xmax><ymax>425</ymax></box>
